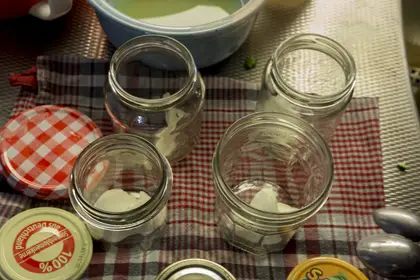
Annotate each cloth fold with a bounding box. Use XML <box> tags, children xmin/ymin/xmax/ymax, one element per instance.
<box><xmin>9</xmin><ymin>66</ymin><xmax>38</xmax><ymax>90</ymax></box>
<box><xmin>0</xmin><ymin>56</ymin><xmax>385</xmax><ymax>280</ymax></box>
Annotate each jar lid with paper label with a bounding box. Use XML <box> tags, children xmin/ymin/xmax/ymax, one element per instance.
<box><xmin>0</xmin><ymin>105</ymin><xmax>102</xmax><ymax>200</ymax></box>
<box><xmin>287</xmin><ymin>257</ymin><xmax>368</xmax><ymax>280</ymax></box>
<box><xmin>0</xmin><ymin>207</ymin><xmax>93</xmax><ymax>280</ymax></box>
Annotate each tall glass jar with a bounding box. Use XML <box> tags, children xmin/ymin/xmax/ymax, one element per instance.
<box><xmin>213</xmin><ymin>112</ymin><xmax>333</xmax><ymax>255</ymax></box>
<box><xmin>69</xmin><ymin>134</ymin><xmax>172</xmax><ymax>251</ymax></box>
<box><xmin>105</xmin><ymin>35</ymin><xmax>205</xmax><ymax>164</ymax></box>
<box><xmin>256</xmin><ymin>34</ymin><xmax>356</xmax><ymax>141</ymax></box>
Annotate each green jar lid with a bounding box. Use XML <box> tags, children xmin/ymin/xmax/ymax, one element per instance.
<box><xmin>0</xmin><ymin>207</ymin><xmax>93</xmax><ymax>280</ymax></box>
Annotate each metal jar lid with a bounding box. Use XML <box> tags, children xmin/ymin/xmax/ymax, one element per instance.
<box><xmin>0</xmin><ymin>207</ymin><xmax>93</xmax><ymax>280</ymax></box>
<box><xmin>0</xmin><ymin>105</ymin><xmax>102</xmax><ymax>200</ymax></box>
<box><xmin>156</xmin><ymin>259</ymin><xmax>236</xmax><ymax>280</ymax></box>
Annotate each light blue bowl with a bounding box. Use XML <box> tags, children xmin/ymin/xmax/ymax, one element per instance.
<box><xmin>88</xmin><ymin>0</ymin><xmax>266</xmax><ymax>68</ymax></box>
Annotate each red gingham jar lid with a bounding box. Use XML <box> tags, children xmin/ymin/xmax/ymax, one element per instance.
<box><xmin>0</xmin><ymin>105</ymin><xmax>102</xmax><ymax>200</ymax></box>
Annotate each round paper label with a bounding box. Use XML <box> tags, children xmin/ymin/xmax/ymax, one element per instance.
<box><xmin>287</xmin><ymin>257</ymin><xmax>368</xmax><ymax>280</ymax></box>
<box><xmin>12</xmin><ymin>221</ymin><xmax>75</xmax><ymax>274</ymax></box>
<box><xmin>0</xmin><ymin>208</ymin><xmax>92</xmax><ymax>280</ymax></box>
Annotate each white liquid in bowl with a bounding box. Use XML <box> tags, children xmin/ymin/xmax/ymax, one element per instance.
<box><xmin>110</xmin><ymin>0</ymin><xmax>245</xmax><ymax>27</ymax></box>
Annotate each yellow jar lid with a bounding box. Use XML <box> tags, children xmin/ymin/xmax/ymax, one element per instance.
<box><xmin>287</xmin><ymin>257</ymin><xmax>368</xmax><ymax>280</ymax></box>
<box><xmin>0</xmin><ymin>207</ymin><xmax>93</xmax><ymax>280</ymax></box>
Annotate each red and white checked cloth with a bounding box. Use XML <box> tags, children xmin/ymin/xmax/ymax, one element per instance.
<box><xmin>0</xmin><ymin>56</ymin><xmax>385</xmax><ymax>279</ymax></box>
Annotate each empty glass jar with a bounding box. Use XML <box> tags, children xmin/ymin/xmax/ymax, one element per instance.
<box><xmin>256</xmin><ymin>34</ymin><xmax>356</xmax><ymax>141</ymax></box>
<box><xmin>105</xmin><ymin>35</ymin><xmax>205</xmax><ymax>164</ymax></box>
<box><xmin>213</xmin><ymin>112</ymin><xmax>333</xmax><ymax>255</ymax></box>
<box><xmin>69</xmin><ymin>134</ymin><xmax>172</xmax><ymax>250</ymax></box>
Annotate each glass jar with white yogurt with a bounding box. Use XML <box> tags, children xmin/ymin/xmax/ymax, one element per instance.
<box><xmin>212</xmin><ymin>112</ymin><xmax>333</xmax><ymax>255</ymax></box>
<box><xmin>69</xmin><ymin>134</ymin><xmax>172</xmax><ymax>250</ymax></box>
<box><xmin>105</xmin><ymin>35</ymin><xmax>205</xmax><ymax>164</ymax></box>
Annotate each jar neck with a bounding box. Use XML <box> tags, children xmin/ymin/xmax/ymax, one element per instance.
<box><xmin>109</xmin><ymin>35</ymin><xmax>198</xmax><ymax>111</ymax></box>
<box><xmin>70</xmin><ymin>134</ymin><xmax>172</xmax><ymax>229</ymax></box>
<box><xmin>270</xmin><ymin>33</ymin><xmax>356</xmax><ymax>112</ymax></box>
<box><xmin>212</xmin><ymin>113</ymin><xmax>333</xmax><ymax>227</ymax></box>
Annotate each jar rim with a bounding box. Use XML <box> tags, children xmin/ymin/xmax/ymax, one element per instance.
<box><xmin>109</xmin><ymin>35</ymin><xmax>198</xmax><ymax>111</ymax></box>
<box><xmin>272</xmin><ymin>33</ymin><xmax>356</xmax><ymax>108</ymax></box>
<box><xmin>69</xmin><ymin>134</ymin><xmax>173</xmax><ymax>230</ymax></box>
<box><xmin>212</xmin><ymin>112</ymin><xmax>334</xmax><ymax>225</ymax></box>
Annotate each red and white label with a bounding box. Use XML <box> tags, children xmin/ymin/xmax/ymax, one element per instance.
<box><xmin>13</xmin><ymin>221</ymin><xmax>75</xmax><ymax>274</ymax></box>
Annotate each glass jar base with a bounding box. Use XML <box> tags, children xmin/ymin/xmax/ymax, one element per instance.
<box><xmin>216</xmin><ymin>212</ymin><xmax>296</xmax><ymax>256</ymax></box>
<box><xmin>219</xmin><ymin>231</ymin><xmax>290</xmax><ymax>256</ymax></box>
<box><xmin>107</xmin><ymin>222</ymin><xmax>166</xmax><ymax>248</ymax></box>
<box><xmin>97</xmin><ymin>242</ymin><xmax>153</xmax><ymax>256</ymax></box>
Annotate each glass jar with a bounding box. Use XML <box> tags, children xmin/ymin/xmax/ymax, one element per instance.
<box><xmin>105</xmin><ymin>35</ymin><xmax>205</xmax><ymax>164</ymax></box>
<box><xmin>212</xmin><ymin>112</ymin><xmax>333</xmax><ymax>255</ymax></box>
<box><xmin>69</xmin><ymin>134</ymin><xmax>172</xmax><ymax>251</ymax></box>
<box><xmin>256</xmin><ymin>34</ymin><xmax>356</xmax><ymax>141</ymax></box>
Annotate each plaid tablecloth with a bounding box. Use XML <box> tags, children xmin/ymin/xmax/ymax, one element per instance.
<box><xmin>0</xmin><ymin>56</ymin><xmax>385</xmax><ymax>279</ymax></box>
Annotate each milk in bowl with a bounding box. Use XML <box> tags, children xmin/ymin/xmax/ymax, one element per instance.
<box><xmin>88</xmin><ymin>0</ymin><xmax>265</xmax><ymax>67</ymax></box>
<box><xmin>110</xmin><ymin>0</ymin><xmax>246</xmax><ymax>27</ymax></box>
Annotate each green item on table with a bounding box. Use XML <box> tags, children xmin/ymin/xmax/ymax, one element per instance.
<box><xmin>244</xmin><ymin>56</ymin><xmax>257</xmax><ymax>69</ymax></box>
<box><xmin>397</xmin><ymin>161</ymin><xmax>407</xmax><ymax>172</ymax></box>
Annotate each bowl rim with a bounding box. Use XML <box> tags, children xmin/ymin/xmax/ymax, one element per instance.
<box><xmin>89</xmin><ymin>0</ymin><xmax>266</xmax><ymax>36</ymax></box>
